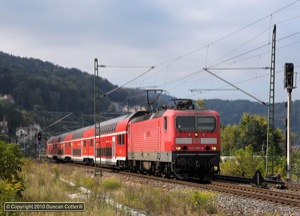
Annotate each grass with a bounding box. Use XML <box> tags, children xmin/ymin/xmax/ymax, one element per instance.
<box><xmin>18</xmin><ymin>159</ymin><xmax>123</xmax><ymax>216</ymax></box>
<box><xmin>7</xmin><ymin>158</ymin><xmax>220</xmax><ymax>215</ymax></box>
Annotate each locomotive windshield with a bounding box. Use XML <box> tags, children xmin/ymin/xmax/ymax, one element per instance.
<box><xmin>176</xmin><ymin>116</ymin><xmax>216</xmax><ymax>131</ymax></box>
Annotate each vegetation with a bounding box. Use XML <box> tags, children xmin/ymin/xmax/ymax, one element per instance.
<box><xmin>1</xmin><ymin>51</ymin><xmax>299</xmax><ymax>140</ymax></box>
<box><xmin>291</xmin><ymin>148</ymin><xmax>300</xmax><ymax>181</ymax></box>
<box><xmin>12</xmin><ymin>159</ymin><xmax>218</xmax><ymax>215</ymax></box>
<box><xmin>221</xmin><ymin>113</ymin><xmax>286</xmax><ymax>155</ymax></box>
<box><xmin>219</xmin><ymin>113</ymin><xmax>298</xmax><ymax>179</ymax></box>
<box><xmin>206</xmin><ymin>99</ymin><xmax>300</xmax><ymax>144</ymax></box>
<box><xmin>0</xmin><ymin>51</ymin><xmax>174</xmax><ymax>141</ymax></box>
<box><xmin>0</xmin><ymin>140</ymin><xmax>24</xmax><ymax>215</ymax></box>
<box><xmin>220</xmin><ymin>145</ymin><xmax>264</xmax><ymax>177</ymax></box>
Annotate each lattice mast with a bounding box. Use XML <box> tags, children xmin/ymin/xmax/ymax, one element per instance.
<box><xmin>266</xmin><ymin>25</ymin><xmax>276</xmax><ymax>177</ymax></box>
<box><xmin>94</xmin><ymin>58</ymin><xmax>102</xmax><ymax>176</ymax></box>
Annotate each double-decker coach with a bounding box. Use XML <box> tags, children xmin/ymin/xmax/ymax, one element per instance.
<box><xmin>47</xmin><ymin>111</ymin><xmax>147</xmax><ymax>165</ymax></box>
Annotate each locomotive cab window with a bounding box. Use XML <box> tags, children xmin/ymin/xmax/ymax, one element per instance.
<box><xmin>164</xmin><ymin>117</ymin><xmax>167</xmax><ymax>131</ymax></box>
<box><xmin>176</xmin><ymin>116</ymin><xmax>195</xmax><ymax>131</ymax></box>
<box><xmin>196</xmin><ymin>116</ymin><xmax>216</xmax><ymax>131</ymax></box>
<box><xmin>176</xmin><ymin>116</ymin><xmax>216</xmax><ymax>131</ymax></box>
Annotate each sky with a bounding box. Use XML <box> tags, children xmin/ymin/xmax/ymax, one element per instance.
<box><xmin>0</xmin><ymin>0</ymin><xmax>299</xmax><ymax>103</ymax></box>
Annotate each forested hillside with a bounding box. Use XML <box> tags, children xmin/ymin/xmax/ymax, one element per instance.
<box><xmin>0</xmin><ymin>51</ymin><xmax>162</xmax><ymax>137</ymax></box>
<box><xmin>0</xmin><ymin>51</ymin><xmax>299</xmax><ymax>144</ymax></box>
<box><xmin>205</xmin><ymin>99</ymin><xmax>300</xmax><ymax>144</ymax></box>
<box><xmin>0</xmin><ymin>51</ymin><xmax>140</xmax><ymax>112</ymax></box>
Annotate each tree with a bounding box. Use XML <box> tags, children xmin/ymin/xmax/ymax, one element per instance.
<box><xmin>195</xmin><ymin>99</ymin><xmax>207</xmax><ymax>109</ymax></box>
<box><xmin>220</xmin><ymin>145</ymin><xmax>263</xmax><ymax>177</ymax></box>
<box><xmin>0</xmin><ymin>141</ymin><xmax>24</xmax><ymax>200</ymax></box>
<box><xmin>292</xmin><ymin>149</ymin><xmax>300</xmax><ymax>181</ymax></box>
<box><xmin>221</xmin><ymin>124</ymin><xmax>240</xmax><ymax>155</ymax></box>
<box><xmin>220</xmin><ymin>113</ymin><xmax>288</xmax><ymax>178</ymax></box>
<box><xmin>237</xmin><ymin>113</ymin><xmax>268</xmax><ymax>153</ymax></box>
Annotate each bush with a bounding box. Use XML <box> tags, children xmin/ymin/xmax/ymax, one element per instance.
<box><xmin>0</xmin><ymin>141</ymin><xmax>24</xmax><ymax>214</ymax></box>
<box><xmin>101</xmin><ymin>178</ymin><xmax>122</xmax><ymax>191</ymax></box>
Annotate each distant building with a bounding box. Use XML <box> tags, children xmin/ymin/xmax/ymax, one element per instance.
<box><xmin>122</xmin><ymin>105</ymin><xmax>147</xmax><ymax>113</ymax></box>
<box><xmin>16</xmin><ymin>124</ymin><xmax>41</xmax><ymax>142</ymax></box>
<box><xmin>0</xmin><ymin>118</ymin><xmax>8</xmax><ymax>134</ymax></box>
<box><xmin>3</xmin><ymin>94</ymin><xmax>15</xmax><ymax>104</ymax></box>
<box><xmin>0</xmin><ymin>94</ymin><xmax>15</xmax><ymax>104</ymax></box>
<box><xmin>109</xmin><ymin>102</ymin><xmax>121</xmax><ymax>112</ymax></box>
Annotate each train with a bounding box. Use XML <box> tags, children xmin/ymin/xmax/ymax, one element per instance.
<box><xmin>47</xmin><ymin>99</ymin><xmax>220</xmax><ymax>181</ymax></box>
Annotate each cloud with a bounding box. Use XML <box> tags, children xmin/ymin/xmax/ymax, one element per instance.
<box><xmin>0</xmin><ymin>0</ymin><xmax>299</xmax><ymax>102</ymax></box>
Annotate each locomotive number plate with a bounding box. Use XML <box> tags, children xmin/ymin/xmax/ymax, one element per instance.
<box><xmin>192</xmin><ymin>138</ymin><xmax>201</xmax><ymax>143</ymax></box>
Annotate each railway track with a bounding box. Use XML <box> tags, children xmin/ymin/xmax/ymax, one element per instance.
<box><xmin>214</xmin><ymin>174</ymin><xmax>285</xmax><ymax>186</ymax></box>
<box><xmin>286</xmin><ymin>182</ymin><xmax>300</xmax><ymax>192</ymax></box>
<box><xmin>103</xmin><ymin>168</ymin><xmax>300</xmax><ymax>208</ymax></box>
<box><xmin>210</xmin><ymin>182</ymin><xmax>300</xmax><ymax>208</ymax></box>
<box><xmin>214</xmin><ymin>174</ymin><xmax>300</xmax><ymax>192</ymax></box>
<box><xmin>53</xmin><ymin>161</ymin><xmax>300</xmax><ymax>208</ymax></box>
<box><xmin>114</xmin><ymin>170</ymin><xmax>300</xmax><ymax>208</ymax></box>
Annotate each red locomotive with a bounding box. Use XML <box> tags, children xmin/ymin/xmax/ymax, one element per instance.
<box><xmin>47</xmin><ymin>99</ymin><xmax>220</xmax><ymax>180</ymax></box>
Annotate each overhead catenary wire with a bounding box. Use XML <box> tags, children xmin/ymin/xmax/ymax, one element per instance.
<box><xmin>190</xmin><ymin>89</ymin><xmax>237</xmax><ymax>92</ymax></box>
<box><xmin>155</xmin><ymin>0</ymin><xmax>300</xmax><ymax>69</ymax></box>
<box><xmin>155</xmin><ymin>31</ymin><xmax>300</xmax><ymax>95</ymax></box>
<box><xmin>98</xmin><ymin>65</ymin><xmax>152</xmax><ymax>69</ymax></box>
<box><xmin>98</xmin><ymin>1</ymin><xmax>300</xmax><ymax>100</ymax></box>
<box><xmin>156</xmin><ymin>33</ymin><xmax>299</xmax><ymax>96</ymax></box>
<box><xmin>205</xmin><ymin>67</ymin><xmax>270</xmax><ymax>70</ymax></box>
<box><xmin>209</xmin><ymin>27</ymin><xmax>271</xmax><ymax>67</ymax></box>
<box><xmin>204</xmin><ymin>68</ymin><xmax>267</xmax><ymax>105</ymax></box>
<box><xmin>215</xmin><ymin>39</ymin><xmax>300</xmax><ymax>68</ymax></box>
<box><xmin>101</xmin><ymin>66</ymin><xmax>155</xmax><ymax>97</ymax></box>
<box><xmin>206</xmin><ymin>64</ymin><xmax>299</xmax><ymax>93</ymax></box>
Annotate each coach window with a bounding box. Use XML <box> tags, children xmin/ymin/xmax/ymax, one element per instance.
<box><xmin>164</xmin><ymin>117</ymin><xmax>167</xmax><ymax>131</ymax></box>
<box><xmin>118</xmin><ymin>135</ymin><xmax>121</xmax><ymax>145</ymax></box>
<box><xmin>118</xmin><ymin>134</ymin><xmax>125</xmax><ymax>145</ymax></box>
<box><xmin>83</xmin><ymin>140</ymin><xmax>86</xmax><ymax>147</ymax></box>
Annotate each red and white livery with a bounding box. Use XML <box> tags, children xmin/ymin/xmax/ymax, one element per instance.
<box><xmin>47</xmin><ymin>99</ymin><xmax>220</xmax><ymax>180</ymax></box>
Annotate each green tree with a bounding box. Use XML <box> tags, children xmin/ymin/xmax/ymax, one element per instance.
<box><xmin>220</xmin><ymin>145</ymin><xmax>263</xmax><ymax>177</ymax></box>
<box><xmin>292</xmin><ymin>149</ymin><xmax>300</xmax><ymax>181</ymax></box>
<box><xmin>221</xmin><ymin>124</ymin><xmax>240</xmax><ymax>155</ymax></box>
<box><xmin>0</xmin><ymin>140</ymin><xmax>24</xmax><ymax>202</ymax></box>
<box><xmin>195</xmin><ymin>99</ymin><xmax>207</xmax><ymax>109</ymax></box>
<box><xmin>237</xmin><ymin>113</ymin><xmax>268</xmax><ymax>153</ymax></box>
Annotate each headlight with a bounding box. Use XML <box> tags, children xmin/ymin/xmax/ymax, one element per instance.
<box><xmin>176</xmin><ymin>146</ymin><xmax>181</xmax><ymax>151</ymax></box>
<box><xmin>212</xmin><ymin>147</ymin><xmax>217</xmax><ymax>151</ymax></box>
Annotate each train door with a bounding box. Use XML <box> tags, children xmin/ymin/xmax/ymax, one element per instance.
<box><xmin>112</xmin><ymin>136</ymin><xmax>116</xmax><ymax>160</ymax></box>
<box><xmin>70</xmin><ymin>142</ymin><xmax>73</xmax><ymax>158</ymax></box>
<box><xmin>89</xmin><ymin>139</ymin><xmax>93</xmax><ymax>158</ymax></box>
<box><xmin>81</xmin><ymin>141</ymin><xmax>84</xmax><ymax>158</ymax></box>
